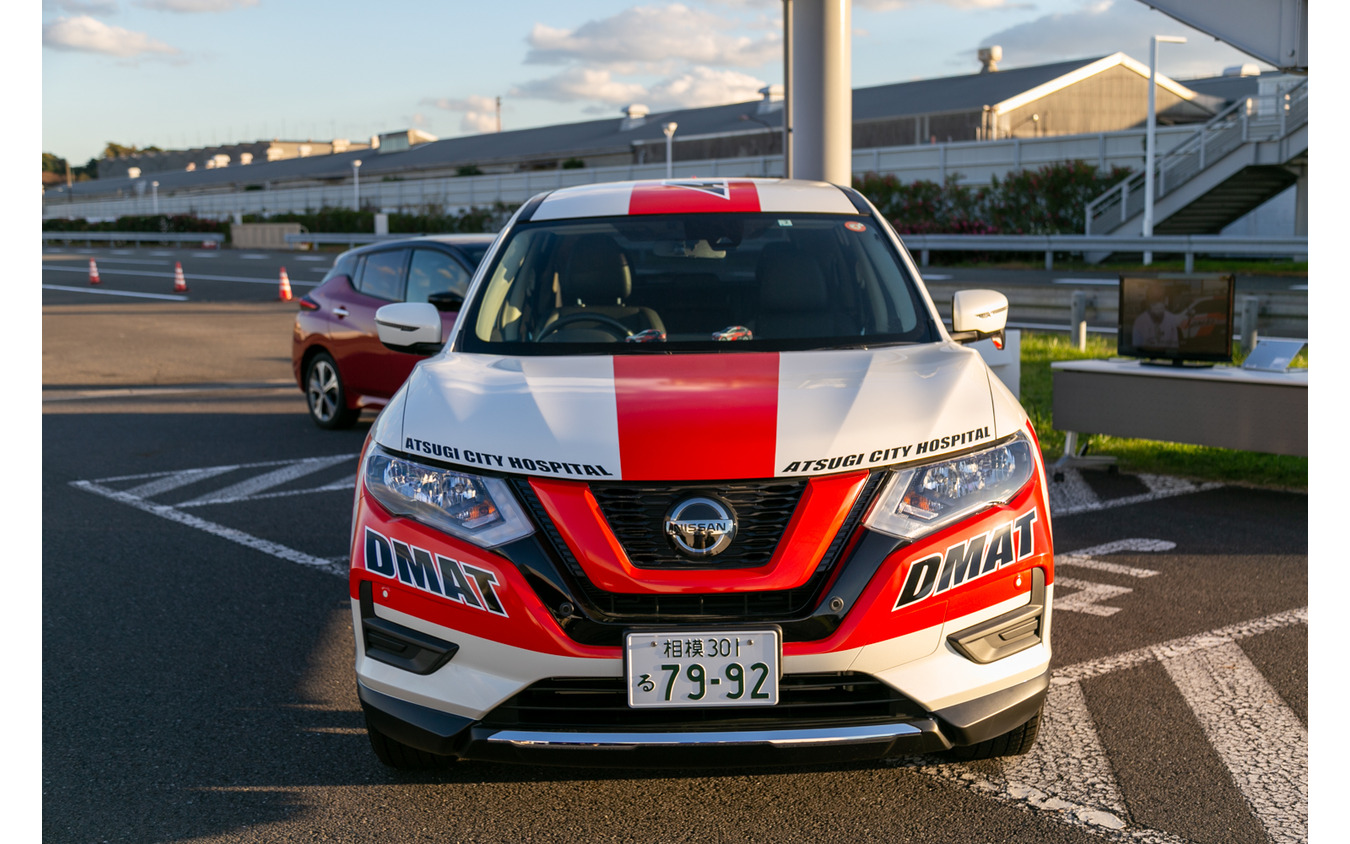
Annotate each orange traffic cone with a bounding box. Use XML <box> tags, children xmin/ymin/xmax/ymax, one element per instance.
<box><xmin>173</xmin><ymin>262</ymin><xmax>188</xmax><ymax>293</ymax></box>
<box><xmin>89</xmin><ymin>258</ymin><xmax>101</xmax><ymax>285</ymax></box>
<box><xmin>277</xmin><ymin>267</ymin><xmax>292</xmax><ymax>301</ymax></box>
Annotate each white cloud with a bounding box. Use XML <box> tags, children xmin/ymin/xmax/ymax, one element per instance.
<box><xmin>512</xmin><ymin>67</ymin><xmax>650</xmax><ymax>106</ymax></box>
<box><xmin>42</xmin><ymin>15</ymin><xmax>178</xmax><ymax>57</ymax></box>
<box><xmin>648</xmin><ymin>67</ymin><xmax>767</xmax><ymax>107</ymax></box>
<box><xmin>422</xmin><ymin>95</ymin><xmax>503</xmax><ymax>134</ymax></box>
<box><xmin>135</xmin><ymin>0</ymin><xmax>257</xmax><ymax>11</ymax></box>
<box><xmin>526</xmin><ymin>3</ymin><xmax>780</xmax><ymax>69</ymax></box>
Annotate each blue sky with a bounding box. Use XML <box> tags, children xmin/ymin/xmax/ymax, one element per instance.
<box><xmin>39</xmin><ymin>1</ymin><xmax>1276</xmax><ymax>166</ymax></box>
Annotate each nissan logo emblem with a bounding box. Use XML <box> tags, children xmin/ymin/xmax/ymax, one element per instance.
<box><xmin>664</xmin><ymin>496</ymin><xmax>737</xmax><ymax>558</ymax></box>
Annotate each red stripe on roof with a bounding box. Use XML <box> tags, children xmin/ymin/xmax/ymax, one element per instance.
<box><xmin>614</xmin><ymin>353</ymin><xmax>779</xmax><ymax>481</ymax></box>
<box><xmin>628</xmin><ymin>180</ymin><xmax>761</xmax><ymax>215</ymax></box>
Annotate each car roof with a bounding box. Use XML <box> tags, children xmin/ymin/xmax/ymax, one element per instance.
<box><xmin>339</xmin><ymin>233</ymin><xmax>496</xmax><ymax>258</ymax></box>
<box><xmin>528</xmin><ymin>177</ymin><xmax>863</xmax><ymax>222</ymax></box>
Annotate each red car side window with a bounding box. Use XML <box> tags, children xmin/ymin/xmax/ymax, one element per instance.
<box><xmin>356</xmin><ymin>249</ymin><xmax>409</xmax><ymax>302</ymax></box>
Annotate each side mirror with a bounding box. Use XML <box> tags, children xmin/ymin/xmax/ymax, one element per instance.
<box><xmin>376</xmin><ymin>302</ymin><xmax>444</xmax><ymax>355</ymax></box>
<box><xmin>950</xmin><ymin>289</ymin><xmax>1009</xmax><ymax>347</ymax></box>
<box><xmin>426</xmin><ymin>290</ymin><xmax>464</xmax><ymax>313</ymax></box>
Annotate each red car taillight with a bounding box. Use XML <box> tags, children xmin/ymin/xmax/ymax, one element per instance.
<box><xmin>298</xmin><ymin>296</ymin><xmax>319</xmax><ymax>311</ymax></box>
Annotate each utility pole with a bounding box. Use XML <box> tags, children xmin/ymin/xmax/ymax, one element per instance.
<box><xmin>497</xmin><ymin>97</ymin><xmax>502</xmax><ymax>133</ymax></box>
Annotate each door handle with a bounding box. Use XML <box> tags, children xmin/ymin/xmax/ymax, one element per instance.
<box><xmin>333</xmin><ymin>306</ymin><xmax>349</xmax><ymax>318</ymax></box>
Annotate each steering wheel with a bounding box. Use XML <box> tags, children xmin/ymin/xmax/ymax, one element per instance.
<box><xmin>537</xmin><ymin>312</ymin><xmax>634</xmax><ymax>341</ymax></box>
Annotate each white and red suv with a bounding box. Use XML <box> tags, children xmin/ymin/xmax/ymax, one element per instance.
<box><xmin>350</xmin><ymin>178</ymin><xmax>1054</xmax><ymax>769</ymax></box>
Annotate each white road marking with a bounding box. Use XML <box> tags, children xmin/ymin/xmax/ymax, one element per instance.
<box><xmin>899</xmin><ymin>606</ymin><xmax>1307</xmax><ymax>842</ymax></box>
<box><xmin>177</xmin><ymin>454</ymin><xmax>353</xmax><ymax>507</ymax></box>
<box><xmin>42</xmin><ymin>264</ymin><xmax>316</xmax><ymax>288</ymax></box>
<box><xmin>42</xmin><ymin>284</ymin><xmax>189</xmax><ymax>302</ymax></box>
<box><xmin>1001</xmin><ymin>681</ymin><xmax>1129</xmax><ymax>829</ymax></box>
<box><xmin>1056</xmin><ymin>539</ymin><xmax>1170</xmax><ymax>578</ymax></box>
<box><xmin>124</xmin><ymin>465</ymin><xmax>240</xmax><ymax>499</ymax></box>
<box><xmin>1162</xmin><ymin>641</ymin><xmax>1307</xmax><ymax>843</ymax></box>
<box><xmin>70</xmin><ymin>479</ymin><xmax>337</xmax><ymax>570</ymax></box>
<box><xmin>1052</xmin><ymin>577</ymin><xmax>1134</xmax><ymax>616</ymax></box>
<box><xmin>1049</xmin><ymin>468</ymin><xmax>1223</xmax><ymax>517</ymax></box>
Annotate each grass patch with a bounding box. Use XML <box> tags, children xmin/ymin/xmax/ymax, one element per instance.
<box><xmin>1019</xmin><ymin>332</ymin><xmax>1308</xmax><ymax>491</ymax></box>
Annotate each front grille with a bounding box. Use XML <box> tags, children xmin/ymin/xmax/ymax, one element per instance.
<box><xmin>592</xmin><ymin>480</ymin><xmax>804</xmax><ymax>570</ymax></box>
<box><xmin>480</xmin><ymin>673</ymin><xmax>926</xmax><ymax>731</ymax></box>
<box><xmin>511</xmin><ymin>472</ymin><xmax>884</xmax><ymax>632</ymax></box>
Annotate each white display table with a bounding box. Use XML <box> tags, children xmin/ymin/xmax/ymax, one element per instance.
<box><xmin>1051</xmin><ymin>358</ymin><xmax>1308</xmax><ymax>460</ymax></box>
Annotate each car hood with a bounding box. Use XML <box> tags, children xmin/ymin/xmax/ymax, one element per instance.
<box><xmin>373</xmin><ymin>344</ymin><xmax>1026</xmax><ymax>482</ymax></box>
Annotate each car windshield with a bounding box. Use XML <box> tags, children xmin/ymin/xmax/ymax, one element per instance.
<box><xmin>456</xmin><ymin>212</ymin><xmax>939</xmax><ymax>354</ymax></box>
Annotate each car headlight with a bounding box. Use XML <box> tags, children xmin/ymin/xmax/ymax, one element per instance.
<box><xmin>363</xmin><ymin>445</ymin><xmax>534</xmax><ymax>548</ymax></box>
<box><xmin>863</xmin><ymin>431</ymin><xmax>1035</xmax><ymax>542</ymax></box>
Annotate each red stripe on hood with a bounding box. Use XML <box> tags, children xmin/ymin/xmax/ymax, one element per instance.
<box><xmin>628</xmin><ymin>180</ymin><xmax>761</xmax><ymax>215</ymax></box>
<box><xmin>614</xmin><ymin>353</ymin><xmax>779</xmax><ymax>481</ymax></box>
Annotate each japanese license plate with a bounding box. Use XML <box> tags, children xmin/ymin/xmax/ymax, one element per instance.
<box><xmin>624</xmin><ymin>629</ymin><xmax>780</xmax><ymax>708</ymax></box>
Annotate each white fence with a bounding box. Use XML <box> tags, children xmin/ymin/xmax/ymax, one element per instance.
<box><xmin>42</xmin><ymin>126</ymin><xmax>1197</xmax><ymax>223</ymax></box>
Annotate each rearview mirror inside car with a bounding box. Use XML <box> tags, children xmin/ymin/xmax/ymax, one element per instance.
<box><xmin>427</xmin><ymin>291</ymin><xmax>465</xmax><ymax>313</ymax></box>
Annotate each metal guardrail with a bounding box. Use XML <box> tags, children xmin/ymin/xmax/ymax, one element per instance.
<box><xmin>41</xmin><ymin>231</ymin><xmax>226</xmax><ymax>246</ymax></box>
<box><xmin>1085</xmin><ymin>80</ymin><xmax>1309</xmax><ymax>235</ymax></box>
<box><xmin>283</xmin><ymin>232</ymin><xmax>421</xmax><ymax>249</ymax></box>
<box><xmin>902</xmin><ymin>234</ymin><xmax>1307</xmax><ymax>272</ymax></box>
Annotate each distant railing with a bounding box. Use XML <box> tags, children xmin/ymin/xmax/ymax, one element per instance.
<box><xmin>283</xmin><ymin>232</ymin><xmax>414</xmax><ymax>249</ymax></box>
<box><xmin>1085</xmin><ymin>80</ymin><xmax>1309</xmax><ymax>235</ymax></box>
<box><xmin>41</xmin><ymin>231</ymin><xmax>226</xmax><ymax>247</ymax></box>
<box><xmin>902</xmin><ymin>233</ymin><xmax>1307</xmax><ymax>272</ymax></box>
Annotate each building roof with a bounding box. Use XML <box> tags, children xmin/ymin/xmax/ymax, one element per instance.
<box><xmin>46</xmin><ymin>53</ymin><xmax>1241</xmax><ymax>202</ymax></box>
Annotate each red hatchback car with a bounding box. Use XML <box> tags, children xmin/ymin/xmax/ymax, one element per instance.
<box><xmin>293</xmin><ymin>234</ymin><xmax>497</xmax><ymax>428</ymax></box>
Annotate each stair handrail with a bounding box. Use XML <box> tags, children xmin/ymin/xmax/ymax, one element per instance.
<box><xmin>1084</xmin><ymin>79</ymin><xmax>1308</xmax><ymax>234</ymax></box>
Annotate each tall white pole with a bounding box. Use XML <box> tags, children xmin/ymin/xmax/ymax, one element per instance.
<box><xmin>352</xmin><ymin>159</ymin><xmax>362</xmax><ymax>210</ymax></box>
<box><xmin>789</xmin><ymin>0</ymin><xmax>851</xmax><ymax>184</ymax></box>
<box><xmin>1143</xmin><ymin>35</ymin><xmax>1185</xmax><ymax>266</ymax></box>
<box><xmin>663</xmin><ymin>122</ymin><xmax>678</xmax><ymax>178</ymax></box>
<box><xmin>782</xmin><ymin>0</ymin><xmax>793</xmax><ymax>178</ymax></box>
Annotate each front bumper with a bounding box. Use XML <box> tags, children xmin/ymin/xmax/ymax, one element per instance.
<box><xmin>358</xmin><ymin>667</ymin><xmax>1049</xmax><ymax>768</ymax></box>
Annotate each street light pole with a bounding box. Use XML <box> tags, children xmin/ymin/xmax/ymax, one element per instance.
<box><xmin>662</xmin><ymin>122</ymin><xmax>678</xmax><ymax>179</ymax></box>
<box><xmin>152</xmin><ymin>180</ymin><xmax>159</xmax><ymax>216</ymax></box>
<box><xmin>352</xmin><ymin>159</ymin><xmax>363</xmax><ymax>210</ymax></box>
<box><xmin>1144</xmin><ymin>34</ymin><xmax>1186</xmax><ymax>266</ymax></box>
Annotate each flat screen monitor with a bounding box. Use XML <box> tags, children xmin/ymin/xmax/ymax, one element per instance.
<box><xmin>1117</xmin><ymin>274</ymin><xmax>1235</xmax><ymax>365</ymax></box>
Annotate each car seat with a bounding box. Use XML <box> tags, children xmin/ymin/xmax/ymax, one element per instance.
<box><xmin>540</xmin><ymin>234</ymin><xmax>664</xmax><ymax>339</ymax></box>
<box><xmin>755</xmin><ymin>246</ymin><xmax>840</xmax><ymax>338</ymax></box>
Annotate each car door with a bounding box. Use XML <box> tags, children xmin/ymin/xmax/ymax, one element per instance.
<box><xmin>329</xmin><ymin>246</ymin><xmax>417</xmax><ymax>400</ymax></box>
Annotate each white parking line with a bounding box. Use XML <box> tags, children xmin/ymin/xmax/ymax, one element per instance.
<box><xmin>41</xmin><ymin>284</ymin><xmax>189</xmax><ymax>302</ymax></box>
<box><xmin>1162</xmin><ymin>641</ymin><xmax>1307</xmax><ymax>843</ymax></box>
<box><xmin>42</xmin><ymin>264</ymin><xmax>316</xmax><ymax>288</ymax></box>
<box><xmin>906</xmin><ymin>606</ymin><xmax>1308</xmax><ymax>843</ymax></box>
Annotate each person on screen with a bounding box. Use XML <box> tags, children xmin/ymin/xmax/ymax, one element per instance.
<box><xmin>1132</xmin><ymin>289</ymin><xmax>1189</xmax><ymax>349</ymax></box>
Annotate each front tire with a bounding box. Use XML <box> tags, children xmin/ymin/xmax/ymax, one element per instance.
<box><xmin>365</xmin><ymin>715</ymin><xmax>452</xmax><ymax>770</ymax></box>
<box><xmin>305</xmin><ymin>351</ymin><xmax>359</xmax><ymax>430</ymax></box>
<box><xmin>944</xmin><ymin>706</ymin><xmax>1042</xmax><ymax>761</ymax></box>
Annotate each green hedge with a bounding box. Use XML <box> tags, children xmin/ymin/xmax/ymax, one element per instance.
<box><xmin>854</xmin><ymin>160</ymin><xmax>1133</xmax><ymax>236</ymax></box>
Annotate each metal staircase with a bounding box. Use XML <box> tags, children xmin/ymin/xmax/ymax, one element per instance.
<box><xmin>1084</xmin><ymin>78</ymin><xmax>1307</xmax><ymax>237</ymax></box>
